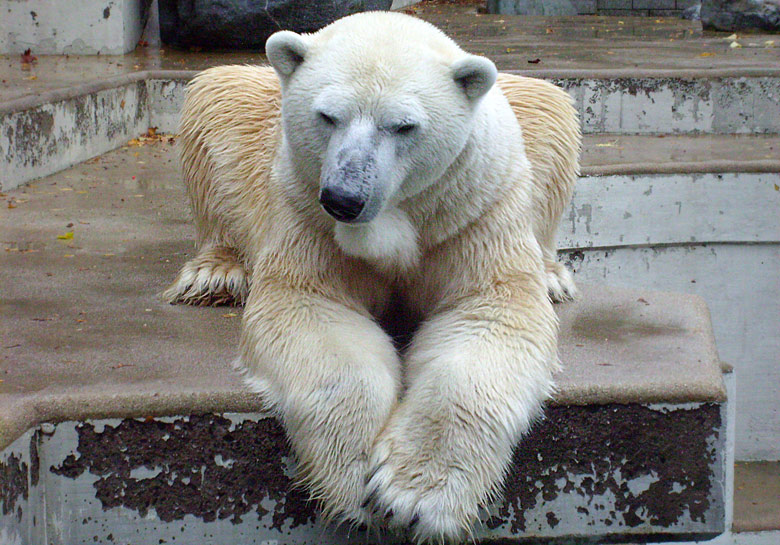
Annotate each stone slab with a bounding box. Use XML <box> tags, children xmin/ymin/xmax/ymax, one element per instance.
<box><xmin>0</xmin><ymin>141</ymin><xmax>727</xmax><ymax>453</ymax></box>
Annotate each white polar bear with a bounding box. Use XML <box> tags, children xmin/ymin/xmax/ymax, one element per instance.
<box><xmin>164</xmin><ymin>11</ymin><xmax>580</xmax><ymax>542</ymax></box>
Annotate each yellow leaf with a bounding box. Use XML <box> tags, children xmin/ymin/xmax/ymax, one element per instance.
<box><xmin>596</xmin><ymin>140</ymin><xmax>620</xmax><ymax>148</ymax></box>
<box><xmin>765</xmin><ymin>40</ymin><xmax>775</xmax><ymax>47</ymax></box>
<box><xmin>64</xmin><ymin>254</ymin><xmax>75</xmax><ymax>258</ymax></box>
<box><xmin>222</xmin><ymin>312</ymin><xmax>238</xmax><ymax>318</ymax></box>
<box><xmin>57</xmin><ymin>232</ymin><xmax>74</xmax><ymax>240</ymax></box>
<box><xmin>700</xmin><ymin>52</ymin><xmax>714</xmax><ymax>57</ymax></box>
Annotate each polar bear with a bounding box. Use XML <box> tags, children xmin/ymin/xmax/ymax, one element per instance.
<box><xmin>164</xmin><ymin>11</ymin><xmax>579</xmax><ymax>542</ymax></box>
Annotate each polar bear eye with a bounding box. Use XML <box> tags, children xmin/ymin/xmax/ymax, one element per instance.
<box><xmin>393</xmin><ymin>123</ymin><xmax>417</xmax><ymax>135</ymax></box>
<box><xmin>318</xmin><ymin>112</ymin><xmax>337</xmax><ymax>126</ymax></box>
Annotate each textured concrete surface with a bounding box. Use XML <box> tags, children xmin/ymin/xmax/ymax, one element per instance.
<box><xmin>733</xmin><ymin>462</ymin><xmax>780</xmax><ymax>532</ymax></box>
<box><xmin>0</xmin><ymin>141</ymin><xmax>728</xmax><ymax>453</ymax></box>
<box><xmin>0</xmin><ymin>0</ymin><xmax>146</xmax><ymax>55</ymax></box>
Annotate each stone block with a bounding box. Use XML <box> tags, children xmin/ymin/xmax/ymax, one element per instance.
<box><xmin>488</xmin><ymin>0</ymin><xmax>579</xmax><ymax>14</ymax></box>
<box><xmin>0</xmin><ymin>0</ymin><xmax>147</xmax><ymax>55</ymax></box>
<box><xmin>676</xmin><ymin>0</ymin><xmax>700</xmax><ymax>9</ymax></box>
<box><xmin>597</xmin><ymin>0</ymin><xmax>633</xmax><ymax>10</ymax></box>
<box><xmin>633</xmin><ymin>0</ymin><xmax>677</xmax><ymax>9</ymax></box>
<box><xmin>571</xmin><ymin>0</ymin><xmax>599</xmax><ymax>13</ymax></box>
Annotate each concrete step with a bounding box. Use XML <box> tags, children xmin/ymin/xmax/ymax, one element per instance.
<box><xmin>1</xmin><ymin>141</ymin><xmax>732</xmax><ymax>544</ymax></box>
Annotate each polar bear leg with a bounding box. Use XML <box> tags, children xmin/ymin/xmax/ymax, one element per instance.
<box><xmin>238</xmin><ymin>282</ymin><xmax>401</xmax><ymax>526</ymax></box>
<box><xmin>161</xmin><ymin>244</ymin><xmax>249</xmax><ymax>306</ymax></box>
<box><xmin>364</xmin><ymin>290</ymin><xmax>557</xmax><ymax>542</ymax></box>
<box><xmin>544</xmin><ymin>253</ymin><xmax>579</xmax><ymax>303</ymax></box>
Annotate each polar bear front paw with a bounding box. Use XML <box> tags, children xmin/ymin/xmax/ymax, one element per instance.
<box><xmin>545</xmin><ymin>261</ymin><xmax>578</xmax><ymax>303</ymax></box>
<box><xmin>162</xmin><ymin>245</ymin><xmax>248</xmax><ymax>306</ymax></box>
<box><xmin>363</xmin><ymin>429</ymin><xmax>487</xmax><ymax>543</ymax></box>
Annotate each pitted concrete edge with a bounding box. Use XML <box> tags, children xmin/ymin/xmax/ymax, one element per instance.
<box><xmin>581</xmin><ymin>160</ymin><xmax>780</xmax><ymax>176</ymax></box>
<box><xmin>4</xmin><ymin>68</ymin><xmax>780</xmax><ymax>116</ymax></box>
<box><xmin>0</xmin><ymin>70</ymin><xmax>196</xmax><ymax>116</ymax></box>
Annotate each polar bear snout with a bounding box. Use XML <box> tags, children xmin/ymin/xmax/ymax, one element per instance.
<box><xmin>319</xmin><ymin>185</ymin><xmax>366</xmax><ymax>222</ymax></box>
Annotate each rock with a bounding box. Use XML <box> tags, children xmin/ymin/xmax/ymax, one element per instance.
<box><xmin>159</xmin><ymin>0</ymin><xmax>394</xmax><ymax>50</ymax></box>
<box><xmin>487</xmin><ymin>0</ymin><xmax>579</xmax><ymax>16</ymax></box>
<box><xmin>700</xmin><ymin>0</ymin><xmax>780</xmax><ymax>31</ymax></box>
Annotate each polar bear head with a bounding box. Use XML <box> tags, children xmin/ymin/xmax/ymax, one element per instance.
<box><xmin>266</xmin><ymin>12</ymin><xmax>497</xmax><ymax>233</ymax></box>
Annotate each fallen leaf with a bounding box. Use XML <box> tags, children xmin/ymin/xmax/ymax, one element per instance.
<box><xmin>764</xmin><ymin>40</ymin><xmax>775</xmax><ymax>47</ymax></box>
<box><xmin>730</xmin><ymin>41</ymin><xmax>742</xmax><ymax>49</ymax></box>
<box><xmin>596</xmin><ymin>140</ymin><xmax>620</xmax><ymax>147</ymax></box>
<box><xmin>64</xmin><ymin>254</ymin><xmax>75</xmax><ymax>258</ymax></box>
<box><xmin>774</xmin><ymin>184</ymin><xmax>779</xmax><ymax>191</ymax></box>
<box><xmin>57</xmin><ymin>232</ymin><xmax>74</xmax><ymax>240</ymax></box>
<box><xmin>700</xmin><ymin>52</ymin><xmax>714</xmax><ymax>57</ymax></box>
<box><xmin>527</xmin><ymin>58</ymin><xmax>541</xmax><ymax>64</ymax></box>
<box><xmin>21</xmin><ymin>48</ymin><xmax>37</xmax><ymax>64</ymax></box>
<box><xmin>725</xmin><ymin>33</ymin><xmax>738</xmax><ymax>41</ymax></box>
<box><xmin>637</xmin><ymin>297</ymin><xmax>650</xmax><ymax>305</ymax></box>
<box><xmin>7</xmin><ymin>202</ymin><xmax>16</xmax><ymax>209</ymax></box>
<box><xmin>222</xmin><ymin>312</ymin><xmax>238</xmax><ymax>318</ymax></box>
<box><xmin>25</xmin><ymin>75</ymin><xmax>38</xmax><ymax>81</ymax></box>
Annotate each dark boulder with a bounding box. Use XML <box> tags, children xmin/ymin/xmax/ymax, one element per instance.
<box><xmin>700</xmin><ymin>0</ymin><xmax>780</xmax><ymax>31</ymax></box>
<box><xmin>159</xmin><ymin>0</ymin><xmax>394</xmax><ymax>50</ymax></box>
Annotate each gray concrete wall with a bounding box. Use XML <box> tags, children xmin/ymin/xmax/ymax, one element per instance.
<box><xmin>562</xmin><ymin>172</ymin><xmax>780</xmax><ymax>461</ymax></box>
<box><xmin>0</xmin><ymin>0</ymin><xmax>146</xmax><ymax>55</ymax></box>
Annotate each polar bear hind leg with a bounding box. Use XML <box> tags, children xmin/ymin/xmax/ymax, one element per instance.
<box><xmin>162</xmin><ymin>244</ymin><xmax>249</xmax><ymax>306</ymax></box>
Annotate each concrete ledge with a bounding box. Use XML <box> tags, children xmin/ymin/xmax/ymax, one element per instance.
<box><xmin>3</xmin><ymin>70</ymin><xmax>780</xmax><ymax>191</ymax></box>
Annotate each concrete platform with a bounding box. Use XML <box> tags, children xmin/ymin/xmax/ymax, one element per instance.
<box><xmin>0</xmin><ymin>140</ymin><xmax>730</xmax><ymax>544</ymax></box>
<box><xmin>2</xmin><ymin>8</ymin><xmax>779</xmax><ymax>105</ymax></box>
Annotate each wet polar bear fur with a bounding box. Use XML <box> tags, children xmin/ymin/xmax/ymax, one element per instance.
<box><xmin>164</xmin><ymin>11</ymin><xmax>580</xmax><ymax>543</ymax></box>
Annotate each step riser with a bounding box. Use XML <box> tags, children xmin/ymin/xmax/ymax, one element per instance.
<box><xmin>3</xmin><ymin>76</ymin><xmax>779</xmax><ymax>191</ymax></box>
<box><xmin>568</xmin><ymin>173</ymin><xmax>780</xmax><ymax>249</ymax></box>
<box><xmin>0</xmin><ymin>402</ymin><xmax>727</xmax><ymax>544</ymax></box>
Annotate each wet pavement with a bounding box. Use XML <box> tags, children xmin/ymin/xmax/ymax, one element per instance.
<box><xmin>2</xmin><ymin>5</ymin><xmax>779</xmax><ymax>104</ymax></box>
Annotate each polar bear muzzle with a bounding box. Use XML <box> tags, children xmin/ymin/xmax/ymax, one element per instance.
<box><xmin>319</xmin><ymin>185</ymin><xmax>366</xmax><ymax>222</ymax></box>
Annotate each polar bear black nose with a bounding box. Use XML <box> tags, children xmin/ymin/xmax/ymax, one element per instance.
<box><xmin>319</xmin><ymin>186</ymin><xmax>365</xmax><ymax>222</ymax></box>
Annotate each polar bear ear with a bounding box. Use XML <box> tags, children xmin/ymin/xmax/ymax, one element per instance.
<box><xmin>266</xmin><ymin>31</ymin><xmax>310</xmax><ymax>79</ymax></box>
<box><xmin>451</xmin><ymin>55</ymin><xmax>498</xmax><ymax>101</ymax></box>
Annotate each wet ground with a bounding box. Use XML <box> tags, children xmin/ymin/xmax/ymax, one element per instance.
<box><xmin>2</xmin><ymin>5</ymin><xmax>778</xmax><ymax>103</ymax></box>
